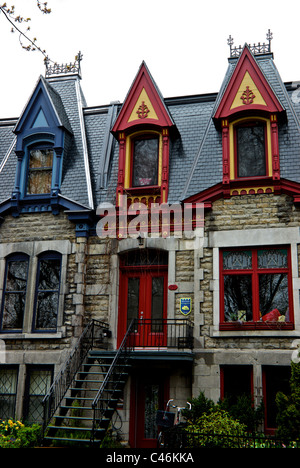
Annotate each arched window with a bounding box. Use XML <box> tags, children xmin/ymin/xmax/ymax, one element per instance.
<box><xmin>0</xmin><ymin>253</ymin><xmax>29</xmax><ymax>332</ymax></box>
<box><xmin>32</xmin><ymin>251</ymin><xmax>62</xmax><ymax>332</ymax></box>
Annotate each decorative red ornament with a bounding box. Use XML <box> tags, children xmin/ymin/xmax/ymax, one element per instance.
<box><xmin>168</xmin><ymin>284</ymin><xmax>178</xmax><ymax>291</ymax></box>
<box><xmin>136</xmin><ymin>101</ymin><xmax>150</xmax><ymax>119</ymax></box>
<box><xmin>241</xmin><ymin>86</ymin><xmax>256</xmax><ymax>105</ymax></box>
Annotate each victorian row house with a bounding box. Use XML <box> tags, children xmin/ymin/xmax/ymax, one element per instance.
<box><xmin>0</xmin><ymin>34</ymin><xmax>299</xmax><ymax>447</ymax></box>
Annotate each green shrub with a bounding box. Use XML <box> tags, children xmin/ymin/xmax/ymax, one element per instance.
<box><xmin>276</xmin><ymin>361</ymin><xmax>300</xmax><ymax>440</ymax></box>
<box><xmin>0</xmin><ymin>419</ymin><xmax>41</xmax><ymax>448</ymax></box>
<box><xmin>182</xmin><ymin>391</ymin><xmax>215</xmax><ymax>423</ymax></box>
<box><xmin>219</xmin><ymin>394</ymin><xmax>264</xmax><ymax>433</ymax></box>
<box><xmin>185</xmin><ymin>407</ymin><xmax>246</xmax><ymax>448</ymax></box>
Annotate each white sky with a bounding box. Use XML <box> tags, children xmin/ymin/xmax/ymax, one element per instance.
<box><xmin>1</xmin><ymin>0</ymin><xmax>300</xmax><ymax>119</ymax></box>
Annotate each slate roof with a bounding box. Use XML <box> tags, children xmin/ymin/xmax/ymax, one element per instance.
<box><xmin>0</xmin><ymin>49</ymin><xmax>300</xmax><ymax>215</ymax></box>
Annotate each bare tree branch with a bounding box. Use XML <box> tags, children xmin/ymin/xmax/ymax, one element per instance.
<box><xmin>0</xmin><ymin>1</ymin><xmax>52</xmax><ymax>61</ymax></box>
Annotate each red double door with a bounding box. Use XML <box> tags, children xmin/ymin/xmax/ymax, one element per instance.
<box><xmin>117</xmin><ymin>265</ymin><xmax>168</xmax><ymax>348</ymax></box>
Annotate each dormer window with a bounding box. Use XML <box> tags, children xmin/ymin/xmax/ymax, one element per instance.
<box><xmin>111</xmin><ymin>62</ymin><xmax>175</xmax><ymax>207</ymax></box>
<box><xmin>213</xmin><ymin>46</ymin><xmax>285</xmax><ymax>191</ymax></box>
<box><xmin>27</xmin><ymin>147</ymin><xmax>53</xmax><ymax>195</ymax></box>
<box><xmin>132</xmin><ymin>136</ymin><xmax>159</xmax><ymax>187</ymax></box>
<box><xmin>235</xmin><ymin>121</ymin><xmax>267</xmax><ymax>178</ymax></box>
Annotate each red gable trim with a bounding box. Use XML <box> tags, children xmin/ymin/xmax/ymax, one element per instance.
<box><xmin>112</xmin><ymin>62</ymin><xmax>174</xmax><ymax>134</ymax></box>
<box><xmin>214</xmin><ymin>45</ymin><xmax>284</xmax><ymax>120</ymax></box>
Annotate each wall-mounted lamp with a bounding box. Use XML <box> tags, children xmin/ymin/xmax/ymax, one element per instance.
<box><xmin>137</xmin><ymin>235</ymin><xmax>144</xmax><ymax>248</ymax></box>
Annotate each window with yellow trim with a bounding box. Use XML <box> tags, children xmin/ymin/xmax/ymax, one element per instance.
<box><xmin>132</xmin><ymin>136</ymin><xmax>159</xmax><ymax>187</ymax></box>
<box><xmin>124</xmin><ymin>131</ymin><xmax>162</xmax><ymax>190</ymax></box>
<box><xmin>229</xmin><ymin>117</ymin><xmax>273</xmax><ymax>180</ymax></box>
<box><xmin>235</xmin><ymin>121</ymin><xmax>266</xmax><ymax>178</ymax></box>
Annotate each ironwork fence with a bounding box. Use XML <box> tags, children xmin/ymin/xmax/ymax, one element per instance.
<box><xmin>128</xmin><ymin>318</ymin><xmax>194</xmax><ymax>349</ymax></box>
<box><xmin>163</xmin><ymin>428</ymin><xmax>300</xmax><ymax>449</ymax></box>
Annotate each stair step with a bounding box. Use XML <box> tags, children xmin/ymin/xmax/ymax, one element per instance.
<box><xmin>44</xmin><ymin>436</ymin><xmax>102</xmax><ymax>444</ymax></box>
<box><xmin>69</xmin><ymin>387</ymin><xmax>101</xmax><ymax>392</ymax></box>
<box><xmin>49</xmin><ymin>425</ymin><xmax>94</xmax><ymax>432</ymax></box>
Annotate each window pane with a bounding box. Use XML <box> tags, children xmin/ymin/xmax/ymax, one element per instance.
<box><xmin>123</xmin><ymin>249</ymin><xmax>168</xmax><ymax>266</ymax></box>
<box><xmin>127</xmin><ymin>278</ymin><xmax>140</xmax><ymax>328</ymax></box>
<box><xmin>2</xmin><ymin>293</ymin><xmax>26</xmax><ymax>329</ymax></box>
<box><xmin>258</xmin><ymin>249</ymin><xmax>288</xmax><ymax>269</ymax></box>
<box><xmin>38</xmin><ymin>258</ymin><xmax>61</xmax><ymax>290</ymax></box>
<box><xmin>29</xmin><ymin>149</ymin><xmax>53</xmax><ymax>168</ymax></box>
<box><xmin>259</xmin><ymin>273</ymin><xmax>289</xmax><ymax>320</ymax></box>
<box><xmin>5</xmin><ymin>260</ymin><xmax>28</xmax><ymax>291</ymax></box>
<box><xmin>25</xmin><ymin>368</ymin><xmax>52</xmax><ymax>424</ymax></box>
<box><xmin>237</xmin><ymin>125</ymin><xmax>266</xmax><ymax>177</ymax></box>
<box><xmin>1</xmin><ymin>258</ymin><xmax>28</xmax><ymax>330</ymax></box>
<box><xmin>28</xmin><ymin>169</ymin><xmax>52</xmax><ymax>194</ymax></box>
<box><xmin>35</xmin><ymin>291</ymin><xmax>59</xmax><ymax>329</ymax></box>
<box><xmin>27</xmin><ymin>148</ymin><xmax>53</xmax><ymax>194</ymax></box>
<box><xmin>0</xmin><ymin>367</ymin><xmax>18</xmax><ymax>419</ymax></box>
<box><xmin>33</xmin><ymin>256</ymin><xmax>61</xmax><ymax>331</ymax></box>
<box><xmin>132</xmin><ymin>138</ymin><xmax>158</xmax><ymax>187</ymax></box>
<box><xmin>224</xmin><ymin>275</ymin><xmax>253</xmax><ymax>321</ymax></box>
<box><xmin>222</xmin><ymin>366</ymin><xmax>252</xmax><ymax>403</ymax></box>
<box><xmin>144</xmin><ymin>383</ymin><xmax>159</xmax><ymax>438</ymax></box>
<box><xmin>223</xmin><ymin>250</ymin><xmax>252</xmax><ymax>270</ymax></box>
<box><xmin>151</xmin><ymin>277</ymin><xmax>164</xmax><ymax>332</ymax></box>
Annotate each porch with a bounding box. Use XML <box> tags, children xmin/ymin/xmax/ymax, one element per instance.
<box><xmin>42</xmin><ymin>318</ymin><xmax>194</xmax><ymax>447</ymax></box>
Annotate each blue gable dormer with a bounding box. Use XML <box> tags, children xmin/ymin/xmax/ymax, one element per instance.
<box><xmin>12</xmin><ymin>75</ymin><xmax>72</xmax><ymax>214</ymax></box>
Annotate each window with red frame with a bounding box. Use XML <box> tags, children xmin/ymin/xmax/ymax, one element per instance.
<box><xmin>220</xmin><ymin>247</ymin><xmax>294</xmax><ymax>330</ymax></box>
<box><xmin>235</xmin><ymin>121</ymin><xmax>267</xmax><ymax>178</ymax></box>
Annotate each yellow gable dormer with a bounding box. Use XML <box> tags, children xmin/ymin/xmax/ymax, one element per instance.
<box><xmin>230</xmin><ymin>71</ymin><xmax>267</xmax><ymax>110</ymax></box>
<box><xmin>128</xmin><ymin>88</ymin><xmax>159</xmax><ymax>123</ymax></box>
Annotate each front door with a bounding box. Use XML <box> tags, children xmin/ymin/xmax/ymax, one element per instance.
<box><xmin>129</xmin><ymin>371</ymin><xmax>169</xmax><ymax>448</ymax></box>
<box><xmin>118</xmin><ymin>250</ymin><xmax>168</xmax><ymax>348</ymax></box>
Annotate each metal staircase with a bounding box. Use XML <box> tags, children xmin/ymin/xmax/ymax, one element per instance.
<box><xmin>42</xmin><ymin>320</ymin><xmax>133</xmax><ymax>447</ymax></box>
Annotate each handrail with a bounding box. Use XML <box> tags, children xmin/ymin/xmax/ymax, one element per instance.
<box><xmin>90</xmin><ymin>320</ymin><xmax>135</xmax><ymax>444</ymax></box>
<box><xmin>42</xmin><ymin>319</ymin><xmax>110</xmax><ymax>435</ymax></box>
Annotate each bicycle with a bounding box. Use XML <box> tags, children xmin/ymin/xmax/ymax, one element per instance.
<box><xmin>156</xmin><ymin>399</ymin><xmax>191</xmax><ymax>448</ymax></box>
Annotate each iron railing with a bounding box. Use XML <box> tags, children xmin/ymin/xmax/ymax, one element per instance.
<box><xmin>91</xmin><ymin>320</ymin><xmax>135</xmax><ymax>444</ymax></box>
<box><xmin>162</xmin><ymin>428</ymin><xmax>300</xmax><ymax>449</ymax></box>
<box><xmin>90</xmin><ymin>318</ymin><xmax>194</xmax><ymax>444</ymax></box>
<box><xmin>42</xmin><ymin>319</ymin><xmax>110</xmax><ymax>434</ymax></box>
<box><xmin>128</xmin><ymin>318</ymin><xmax>194</xmax><ymax>350</ymax></box>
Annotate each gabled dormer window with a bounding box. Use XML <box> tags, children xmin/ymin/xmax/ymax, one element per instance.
<box><xmin>214</xmin><ymin>46</ymin><xmax>285</xmax><ymax>193</ymax></box>
<box><xmin>12</xmin><ymin>75</ymin><xmax>72</xmax><ymax>213</ymax></box>
<box><xmin>111</xmin><ymin>62</ymin><xmax>175</xmax><ymax>207</ymax></box>
<box><xmin>27</xmin><ymin>146</ymin><xmax>54</xmax><ymax>195</ymax></box>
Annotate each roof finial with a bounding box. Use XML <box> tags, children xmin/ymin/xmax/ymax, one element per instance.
<box><xmin>45</xmin><ymin>51</ymin><xmax>83</xmax><ymax>78</ymax></box>
<box><xmin>227</xmin><ymin>31</ymin><xmax>273</xmax><ymax>58</ymax></box>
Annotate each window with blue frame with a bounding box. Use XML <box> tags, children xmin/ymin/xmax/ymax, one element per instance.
<box><xmin>0</xmin><ymin>250</ymin><xmax>62</xmax><ymax>334</ymax></box>
<box><xmin>32</xmin><ymin>252</ymin><xmax>61</xmax><ymax>332</ymax></box>
<box><xmin>27</xmin><ymin>146</ymin><xmax>54</xmax><ymax>195</ymax></box>
<box><xmin>0</xmin><ymin>254</ymin><xmax>29</xmax><ymax>332</ymax></box>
